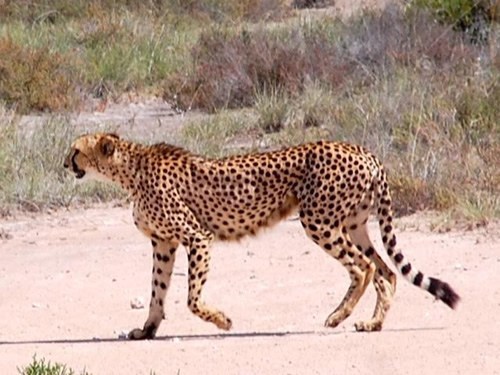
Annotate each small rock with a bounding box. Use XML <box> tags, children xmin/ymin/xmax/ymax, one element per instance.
<box><xmin>0</xmin><ymin>229</ymin><xmax>12</xmax><ymax>240</ymax></box>
<box><xmin>32</xmin><ymin>302</ymin><xmax>41</xmax><ymax>308</ymax></box>
<box><xmin>130</xmin><ymin>297</ymin><xmax>145</xmax><ymax>309</ymax></box>
<box><xmin>453</xmin><ymin>263</ymin><xmax>467</xmax><ymax>271</ymax></box>
<box><xmin>118</xmin><ymin>330</ymin><xmax>128</xmax><ymax>339</ymax></box>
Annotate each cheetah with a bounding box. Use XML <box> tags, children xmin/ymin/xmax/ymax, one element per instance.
<box><xmin>64</xmin><ymin>133</ymin><xmax>459</xmax><ymax>339</ymax></box>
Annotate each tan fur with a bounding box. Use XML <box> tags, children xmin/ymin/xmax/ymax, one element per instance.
<box><xmin>64</xmin><ymin>133</ymin><xmax>459</xmax><ymax>340</ymax></box>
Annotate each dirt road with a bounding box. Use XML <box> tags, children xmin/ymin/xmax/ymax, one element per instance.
<box><xmin>0</xmin><ymin>207</ymin><xmax>498</xmax><ymax>374</ymax></box>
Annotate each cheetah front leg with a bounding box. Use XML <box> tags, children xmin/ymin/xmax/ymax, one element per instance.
<box><xmin>128</xmin><ymin>238</ymin><xmax>178</xmax><ymax>340</ymax></box>
<box><xmin>186</xmin><ymin>232</ymin><xmax>233</xmax><ymax>330</ymax></box>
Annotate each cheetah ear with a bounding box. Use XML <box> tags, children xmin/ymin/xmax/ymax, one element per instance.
<box><xmin>98</xmin><ymin>136</ymin><xmax>115</xmax><ymax>157</ymax></box>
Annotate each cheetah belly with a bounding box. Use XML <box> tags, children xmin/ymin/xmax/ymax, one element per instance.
<box><xmin>193</xmin><ymin>188</ymin><xmax>298</xmax><ymax>241</ymax></box>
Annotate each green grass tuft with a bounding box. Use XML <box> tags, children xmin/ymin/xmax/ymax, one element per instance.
<box><xmin>18</xmin><ymin>355</ymin><xmax>90</xmax><ymax>375</ymax></box>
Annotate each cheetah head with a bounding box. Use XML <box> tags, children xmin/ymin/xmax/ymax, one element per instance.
<box><xmin>63</xmin><ymin>133</ymin><xmax>120</xmax><ymax>181</ymax></box>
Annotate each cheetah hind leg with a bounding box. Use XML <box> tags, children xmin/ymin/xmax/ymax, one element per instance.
<box><xmin>347</xmin><ymin>218</ymin><xmax>396</xmax><ymax>332</ymax></box>
<box><xmin>300</xmin><ymin>219</ymin><xmax>376</xmax><ymax>329</ymax></box>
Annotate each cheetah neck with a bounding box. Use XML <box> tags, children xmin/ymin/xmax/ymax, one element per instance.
<box><xmin>103</xmin><ymin>141</ymin><xmax>145</xmax><ymax>195</ymax></box>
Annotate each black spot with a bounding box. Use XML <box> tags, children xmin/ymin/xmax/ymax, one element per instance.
<box><xmin>338</xmin><ymin>250</ymin><xmax>346</xmax><ymax>258</ymax></box>
<box><xmin>160</xmin><ymin>282</ymin><xmax>167</xmax><ymax>289</ymax></box>
<box><xmin>151</xmin><ymin>240</ymin><xmax>157</xmax><ymax>248</ymax></box>
<box><xmin>384</xmin><ymin>225</ymin><xmax>392</xmax><ymax>233</ymax></box>
<box><xmin>389</xmin><ymin>237</ymin><xmax>397</xmax><ymax>247</ymax></box>
<box><xmin>413</xmin><ymin>272</ymin><xmax>424</xmax><ymax>286</ymax></box>
<box><xmin>401</xmin><ymin>263</ymin><xmax>411</xmax><ymax>275</ymax></box>
<box><xmin>308</xmin><ymin>224</ymin><xmax>318</xmax><ymax>232</ymax></box>
<box><xmin>324</xmin><ymin>243</ymin><xmax>332</xmax><ymax>250</ymax></box>
<box><xmin>394</xmin><ymin>253</ymin><xmax>404</xmax><ymax>263</ymax></box>
<box><xmin>364</xmin><ymin>247</ymin><xmax>375</xmax><ymax>257</ymax></box>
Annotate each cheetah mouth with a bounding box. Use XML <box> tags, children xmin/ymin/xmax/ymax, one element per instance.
<box><xmin>71</xmin><ymin>150</ymin><xmax>86</xmax><ymax>179</ymax></box>
<box><xmin>75</xmin><ymin>169</ymin><xmax>86</xmax><ymax>179</ymax></box>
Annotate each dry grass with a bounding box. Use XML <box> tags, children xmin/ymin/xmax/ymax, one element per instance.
<box><xmin>0</xmin><ymin>2</ymin><xmax>498</xmax><ymax>223</ymax></box>
<box><xmin>0</xmin><ymin>109</ymin><xmax>122</xmax><ymax>214</ymax></box>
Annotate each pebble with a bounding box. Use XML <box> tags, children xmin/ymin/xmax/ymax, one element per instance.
<box><xmin>454</xmin><ymin>263</ymin><xmax>468</xmax><ymax>271</ymax></box>
<box><xmin>130</xmin><ymin>297</ymin><xmax>145</xmax><ymax>309</ymax></box>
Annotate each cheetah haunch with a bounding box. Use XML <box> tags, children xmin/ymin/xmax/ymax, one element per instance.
<box><xmin>64</xmin><ymin>133</ymin><xmax>459</xmax><ymax>339</ymax></box>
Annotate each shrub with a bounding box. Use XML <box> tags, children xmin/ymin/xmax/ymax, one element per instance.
<box><xmin>165</xmin><ymin>23</ymin><xmax>353</xmax><ymax>112</ymax></box>
<box><xmin>409</xmin><ymin>0</ymin><xmax>498</xmax><ymax>42</ymax></box>
<box><xmin>0</xmin><ymin>37</ymin><xmax>78</xmax><ymax>113</ymax></box>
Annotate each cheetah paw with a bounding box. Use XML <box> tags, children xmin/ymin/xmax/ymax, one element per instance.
<box><xmin>354</xmin><ymin>320</ymin><xmax>382</xmax><ymax>332</ymax></box>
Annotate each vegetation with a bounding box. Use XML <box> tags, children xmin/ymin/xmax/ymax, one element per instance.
<box><xmin>18</xmin><ymin>356</ymin><xmax>89</xmax><ymax>375</ymax></box>
<box><xmin>0</xmin><ymin>110</ymin><xmax>122</xmax><ymax>214</ymax></box>
<box><xmin>408</xmin><ymin>0</ymin><xmax>498</xmax><ymax>42</ymax></box>
<box><xmin>0</xmin><ymin>1</ymin><xmax>498</xmax><ymax>223</ymax></box>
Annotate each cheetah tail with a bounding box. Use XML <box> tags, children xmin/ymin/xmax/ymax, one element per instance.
<box><xmin>374</xmin><ymin>167</ymin><xmax>460</xmax><ymax>309</ymax></box>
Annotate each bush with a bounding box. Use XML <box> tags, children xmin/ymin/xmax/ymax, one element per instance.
<box><xmin>0</xmin><ymin>37</ymin><xmax>78</xmax><ymax>113</ymax></box>
<box><xmin>165</xmin><ymin>6</ymin><xmax>481</xmax><ymax>113</ymax></box>
<box><xmin>409</xmin><ymin>0</ymin><xmax>498</xmax><ymax>42</ymax></box>
<box><xmin>165</xmin><ymin>23</ymin><xmax>353</xmax><ymax>112</ymax></box>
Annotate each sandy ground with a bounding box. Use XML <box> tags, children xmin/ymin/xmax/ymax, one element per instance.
<box><xmin>0</xmin><ymin>207</ymin><xmax>499</xmax><ymax>374</ymax></box>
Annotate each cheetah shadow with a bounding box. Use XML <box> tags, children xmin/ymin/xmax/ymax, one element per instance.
<box><xmin>0</xmin><ymin>327</ymin><xmax>445</xmax><ymax>346</ymax></box>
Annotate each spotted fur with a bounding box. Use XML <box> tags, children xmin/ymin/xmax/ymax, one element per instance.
<box><xmin>64</xmin><ymin>133</ymin><xmax>459</xmax><ymax>339</ymax></box>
